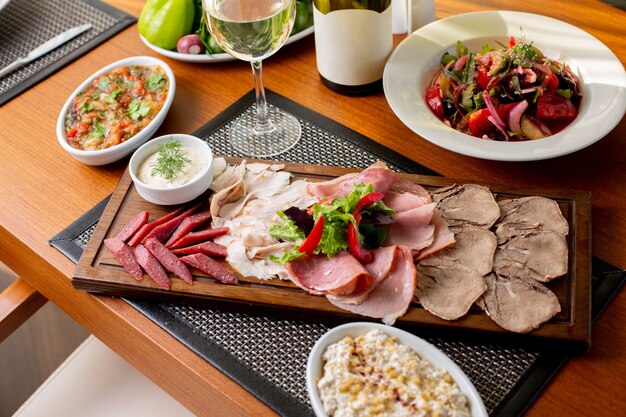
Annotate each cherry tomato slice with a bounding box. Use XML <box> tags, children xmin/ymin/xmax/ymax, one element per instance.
<box><xmin>477</xmin><ymin>67</ymin><xmax>491</xmax><ymax>91</ymax></box>
<box><xmin>542</xmin><ymin>73</ymin><xmax>559</xmax><ymax>93</ymax></box>
<box><xmin>468</xmin><ymin>108</ymin><xmax>492</xmax><ymax>136</ymax></box>
<box><xmin>425</xmin><ymin>85</ymin><xmax>444</xmax><ymax>119</ymax></box>
<box><xmin>537</xmin><ymin>93</ymin><xmax>577</xmax><ymax>121</ymax></box>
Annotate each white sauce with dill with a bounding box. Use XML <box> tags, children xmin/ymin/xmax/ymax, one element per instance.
<box><xmin>137</xmin><ymin>147</ymin><xmax>208</xmax><ymax>188</ymax></box>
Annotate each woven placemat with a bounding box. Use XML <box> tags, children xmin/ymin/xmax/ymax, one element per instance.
<box><xmin>0</xmin><ymin>0</ymin><xmax>135</xmax><ymax>106</ymax></box>
<box><xmin>50</xmin><ymin>90</ymin><xmax>625</xmax><ymax>417</ymax></box>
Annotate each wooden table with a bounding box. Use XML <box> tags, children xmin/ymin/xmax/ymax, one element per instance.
<box><xmin>1</xmin><ymin>0</ymin><xmax>624</xmax><ymax>415</ymax></box>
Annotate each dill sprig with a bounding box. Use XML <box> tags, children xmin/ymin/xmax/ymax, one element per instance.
<box><xmin>150</xmin><ymin>139</ymin><xmax>191</xmax><ymax>183</ymax></box>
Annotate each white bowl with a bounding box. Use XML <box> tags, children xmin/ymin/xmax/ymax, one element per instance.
<box><xmin>383</xmin><ymin>11</ymin><xmax>626</xmax><ymax>161</ymax></box>
<box><xmin>307</xmin><ymin>322</ymin><xmax>488</xmax><ymax>417</ymax></box>
<box><xmin>129</xmin><ymin>134</ymin><xmax>214</xmax><ymax>205</ymax></box>
<box><xmin>56</xmin><ymin>56</ymin><xmax>176</xmax><ymax>166</ymax></box>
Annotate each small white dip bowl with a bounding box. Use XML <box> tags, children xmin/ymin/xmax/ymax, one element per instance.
<box><xmin>129</xmin><ymin>134</ymin><xmax>214</xmax><ymax>205</ymax></box>
<box><xmin>56</xmin><ymin>56</ymin><xmax>175</xmax><ymax>166</ymax></box>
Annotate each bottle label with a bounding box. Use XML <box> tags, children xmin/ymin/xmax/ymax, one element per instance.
<box><xmin>313</xmin><ymin>6</ymin><xmax>393</xmax><ymax>86</ymax></box>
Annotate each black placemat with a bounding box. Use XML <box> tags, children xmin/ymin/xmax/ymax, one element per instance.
<box><xmin>50</xmin><ymin>90</ymin><xmax>625</xmax><ymax>417</ymax></box>
<box><xmin>0</xmin><ymin>0</ymin><xmax>135</xmax><ymax>106</ymax></box>
<box><xmin>602</xmin><ymin>0</ymin><xmax>626</xmax><ymax>11</ymax></box>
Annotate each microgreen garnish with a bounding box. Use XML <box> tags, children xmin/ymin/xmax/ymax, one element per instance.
<box><xmin>150</xmin><ymin>139</ymin><xmax>191</xmax><ymax>183</ymax></box>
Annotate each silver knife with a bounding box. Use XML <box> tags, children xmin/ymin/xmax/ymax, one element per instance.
<box><xmin>0</xmin><ymin>24</ymin><xmax>92</xmax><ymax>79</ymax></box>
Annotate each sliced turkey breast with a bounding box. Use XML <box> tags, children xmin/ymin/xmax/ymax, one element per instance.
<box><xmin>432</xmin><ymin>184</ymin><xmax>500</xmax><ymax>228</ymax></box>
<box><xmin>415</xmin><ymin>259</ymin><xmax>487</xmax><ymax>320</ymax></box>
<box><xmin>327</xmin><ymin>246</ymin><xmax>416</xmax><ymax>325</ymax></box>
<box><xmin>478</xmin><ymin>273</ymin><xmax>561</xmax><ymax>333</ymax></box>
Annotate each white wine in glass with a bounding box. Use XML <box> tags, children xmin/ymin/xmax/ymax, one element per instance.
<box><xmin>203</xmin><ymin>0</ymin><xmax>301</xmax><ymax>157</ymax></box>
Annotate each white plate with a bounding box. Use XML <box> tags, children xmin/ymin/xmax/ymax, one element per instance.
<box><xmin>307</xmin><ymin>322</ymin><xmax>488</xmax><ymax>417</ymax></box>
<box><xmin>139</xmin><ymin>25</ymin><xmax>314</xmax><ymax>63</ymax></box>
<box><xmin>0</xmin><ymin>0</ymin><xmax>10</xmax><ymax>12</ymax></box>
<box><xmin>383</xmin><ymin>11</ymin><xmax>626</xmax><ymax>161</ymax></box>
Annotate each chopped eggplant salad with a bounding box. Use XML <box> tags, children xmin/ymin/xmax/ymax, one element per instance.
<box><xmin>425</xmin><ymin>37</ymin><xmax>582</xmax><ymax>141</ymax></box>
<box><xmin>65</xmin><ymin>65</ymin><xmax>168</xmax><ymax>151</ymax></box>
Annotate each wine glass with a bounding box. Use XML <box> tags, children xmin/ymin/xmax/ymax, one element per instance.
<box><xmin>203</xmin><ymin>0</ymin><xmax>301</xmax><ymax>157</ymax></box>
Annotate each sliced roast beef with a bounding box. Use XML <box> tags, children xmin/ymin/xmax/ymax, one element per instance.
<box><xmin>128</xmin><ymin>206</ymin><xmax>185</xmax><ymax>247</ymax></box>
<box><xmin>415</xmin><ymin>258</ymin><xmax>487</xmax><ymax>320</ymax></box>
<box><xmin>327</xmin><ymin>246</ymin><xmax>398</xmax><ymax>305</ymax></box>
<box><xmin>167</xmin><ymin>227</ymin><xmax>230</xmax><ymax>249</ymax></box>
<box><xmin>133</xmin><ymin>243</ymin><xmax>170</xmax><ymax>290</ymax></box>
<box><xmin>170</xmin><ymin>241</ymin><xmax>228</xmax><ymax>257</ymax></box>
<box><xmin>144</xmin><ymin>238</ymin><xmax>193</xmax><ymax>284</ymax></box>
<box><xmin>384</xmin><ymin>203</ymin><xmax>436</xmax><ymax>250</ymax></box>
<box><xmin>495</xmin><ymin>196</ymin><xmax>569</xmax><ymax>244</ymax></box>
<box><xmin>479</xmin><ymin>273</ymin><xmax>561</xmax><ymax>333</ymax></box>
<box><xmin>308</xmin><ymin>163</ymin><xmax>398</xmax><ymax>201</ymax></box>
<box><xmin>426</xmin><ymin>225</ymin><xmax>496</xmax><ymax>276</ymax></box>
<box><xmin>493</xmin><ymin>231</ymin><xmax>568</xmax><ymax>282</ymax></box>
<box><xmin>104</xmin><ymin>237</ymin><xmax>143</xmax><ymax>280</ymax></box>
<box><xmin>415</xmin><ymin>210</ymin><xmax>456</xmax><ymax>261</ymax></box>
<box><xmin>143</xmin><ymin>204</ymin><xmax>201</xmax><ymax>244</ymax></box>
<box><xmin>390</xmin><ymin>179</ymin><xmax>432</xmax><ymax>204</ymax></box>
<box><xmin>117</xmin><ymin>211</ymin><xmax>150</xmax><ymax>243</ymax></box>
<box><xmin>432</xmin><ymin>184</ymin><xmax>500</xmax><ymax>228</ymax></box>
<box><xmin>327</xmin><ymin>246</ymin><xmax>416</xmax><ymax>325</ymax></box>
<box><xmin>285</xmin><ymin>251</ymin><xmax>372</xmax><ymax>296</ymax></box>
<box><xmin>180</xmin><ymin>253</ymin><xmax>237</xmax><ymax>284</ymax></box>
<box><xmin>164</xmin><ymin>210</ymin><xmax>212</xmax><ymax>247</ymax></box>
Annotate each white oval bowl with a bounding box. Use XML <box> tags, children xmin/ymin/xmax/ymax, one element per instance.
<box><xmin>383</xmin><ymin>11</ymin><xmax>626</xmax><ymax>161</ymax></box>
<box><xmin>307</xmin><ymin>322</ymin><xmax>487</xmax><ymax>417</ymax></box>
<box><xmin>129</xmin><ymin>134</ymin><xmax>214</xmax><ymax>206</ymax></box>
<box><xmin>56</xmin><ymin>56</ymin><xmax>176</xmax><ymax>166</ymax></box>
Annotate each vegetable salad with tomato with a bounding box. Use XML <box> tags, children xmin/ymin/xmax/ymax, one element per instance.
<box><xmin>425</xmin><ymin>37</ymin><xmax>582</xmax><ymax>141</ymax></box>
<box><xmin>268</xmin><ymin>183</ymin><xmax>395</xmax><ymax>264</ymax></box>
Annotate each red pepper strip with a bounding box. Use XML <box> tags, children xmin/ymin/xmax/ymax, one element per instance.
<box><xmin>348</xmin><ymin>212</ymin><xmax>373</xmax><ymax>263</ymax></box>
<box><xmin>354</xmin><ymin>192</ymin><xmax>385</xmax><ymax>213</ymax></box>
<box><xmin>298</xmin><ymin>215</ymin><xmax>325</xmax><ymax>255</ymax></box>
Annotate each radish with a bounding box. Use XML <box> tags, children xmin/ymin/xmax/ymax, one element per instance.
<box><xmin>176</xmin><ymin>34</ymin><xmax>205</xmax><ymax>54</ymax></box>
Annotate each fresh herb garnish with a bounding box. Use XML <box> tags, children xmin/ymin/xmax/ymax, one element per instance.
<box><xmin>104</xmin><ymin>88</ymin><xmax>123</xmax><ymax>104</ymax></box>
<box><xmin>556</xmin><ymin>88</ymin><xmax>573</xmax><ymax>100</ymax></box>
<box><xmin>150</xmin><ymin>139</ymin><xmax>191</xmax><ymax>183</ymax></box>
<box><xmin>127</xmin><ymin>99</ymin><xmax>151</xmax><ymax>120</ymax></box>
<box><xmin>79</xmin><ymin>101</ymin><xmax>93</xmax><ymax>113</ymax></box>
<box><xmin>87</xmin><ymin>120</ymin><xmax>106</xmax><ymax>139</ymax></box>
<box><xmin>146</xmin><ymin>72</ymin><xmax>166</xmax><ymax>91</ymax></box>
<box><xmin>98</xmin><ymin>77</ymin><xmax>110</xmax><ymax>91</ymax></box>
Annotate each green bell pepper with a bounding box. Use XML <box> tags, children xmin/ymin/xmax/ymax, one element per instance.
<box><xmin>138</xmin><ymin>0</ymin><xmax>195</xmax><ymax>50</ymax></box>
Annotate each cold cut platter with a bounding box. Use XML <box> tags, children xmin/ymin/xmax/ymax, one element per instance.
<box><xmin>73</xmin><ymin>158</ymin><xmax>591</xmax><ymax>348</ymax></box>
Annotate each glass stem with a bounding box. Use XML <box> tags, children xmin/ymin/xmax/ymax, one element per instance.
<box><xmin>251</xmin><ymin>60</ymin><xmax>274</xmax><ymax>132</ymax></box>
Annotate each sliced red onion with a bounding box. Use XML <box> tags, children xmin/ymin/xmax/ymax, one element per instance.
<box><xmin>516</xmin><ymin>65</ymin><xmax>524</xmax><ymax>75</ymax></box>
<box><xmin>488</xmin><ymin>115</ymin><xmax>509</xmax><ymax>139</ymax></box>
<box><xmin>453</xmin><ymin>54</ymin><xmax>468</xmax><ymax>71</ymax></box>
<box><xmin>482</xmin><ymin>91</ymin><xmax>506</xmax><ymax>130</ymax></box>
<box><xmin>520</xmin><ymin>87</ymin><xmax>539</xmax><ymax>94</ymax></box>
<box><xmin>532</xmin><ymin>63</ymin><xmax>551</xmax><ymax>74</ymax></box>
<box><xmin>508</xmin><ymin>100</ymin><xmax>529</xmax><ymax>134</ymax></box>
<box><xmin>522</xmin><ymin>68</ymin><xmax>537</xmax><ymax>83</ymax></box>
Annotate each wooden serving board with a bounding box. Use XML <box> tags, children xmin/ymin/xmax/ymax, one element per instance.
<box><xmin>72</xmin><ymin>158</ymin><xmax>591</xmax><ymax>348</ymax></box>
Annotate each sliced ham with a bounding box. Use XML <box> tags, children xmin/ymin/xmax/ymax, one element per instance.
<box><xmin>164</xmin><ymin>210</ymin><xmax>212</xmax><ymax>247</ymax></box>
<box><xmin>133</xmin><ymin>243</ymin><xmax>170</xmax><ymax>290</ymax></box>
<box><xmin>142</xmin><ymin>203</ymin><xmax>201</xmax><ymax>244</ymax></box>
<box><xmin>309</xmin><ymin>164</ymin><xmax>398</xmax><ymax>201</ymax></box>
<box><xmin>170</xmin><ymin>241</ymin><xmax>228</xmax><ymax>257</ymax></box>
<box><xmin>327</xmin><ymin>246</ymin><xmax>416</xmax><ymax>325</ymax></box>
<box><xmin>180</xmin><ymin>253</ymin><xmax>237</xmax><ymax>285</ymax></box>
<box><xmin>128</xmin><ymin>206</ymin><xmax>184</xmax><ymax>247</ymax></box>
<box><xmin>117</xmin><ymin>211</ymin><xmax>149</xmax><ymax>243</ymax></box>
<box><xmin>285</xmin><ymin>251</ymin><xmax>372</xmax><ymax>296</ymax></box>
<box><xmin>384</xmin><ymin>203</ymin><xmax>436</xmax><ymax>250</ymax></box>
<box><xmin>144</xmin><ymin>237</ymin><xmax>193</xmax><ymax>284</ymax></box>
<box><xmin>390</xmin><ymin>179</ymin><xmax>432</xmax><ymax>204</ymax></box>
<box><xmin>167</xmin><ymin>227</ymin><xmax>230</xmax><ymax>249</ymax></box>
<box><xmin>415</xmin><ymin>210</ymin><xmax>456</xmax><ymax>261</ymax></box>
<box><xmin>104</xmin><ymin>237</ymin><xmax>143</xmax><ymax>280</ymax></box>
<box><xmin>383</xmin><ymin>191</ymin><xmax>427</xmax><ymax>213</ymax></box>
